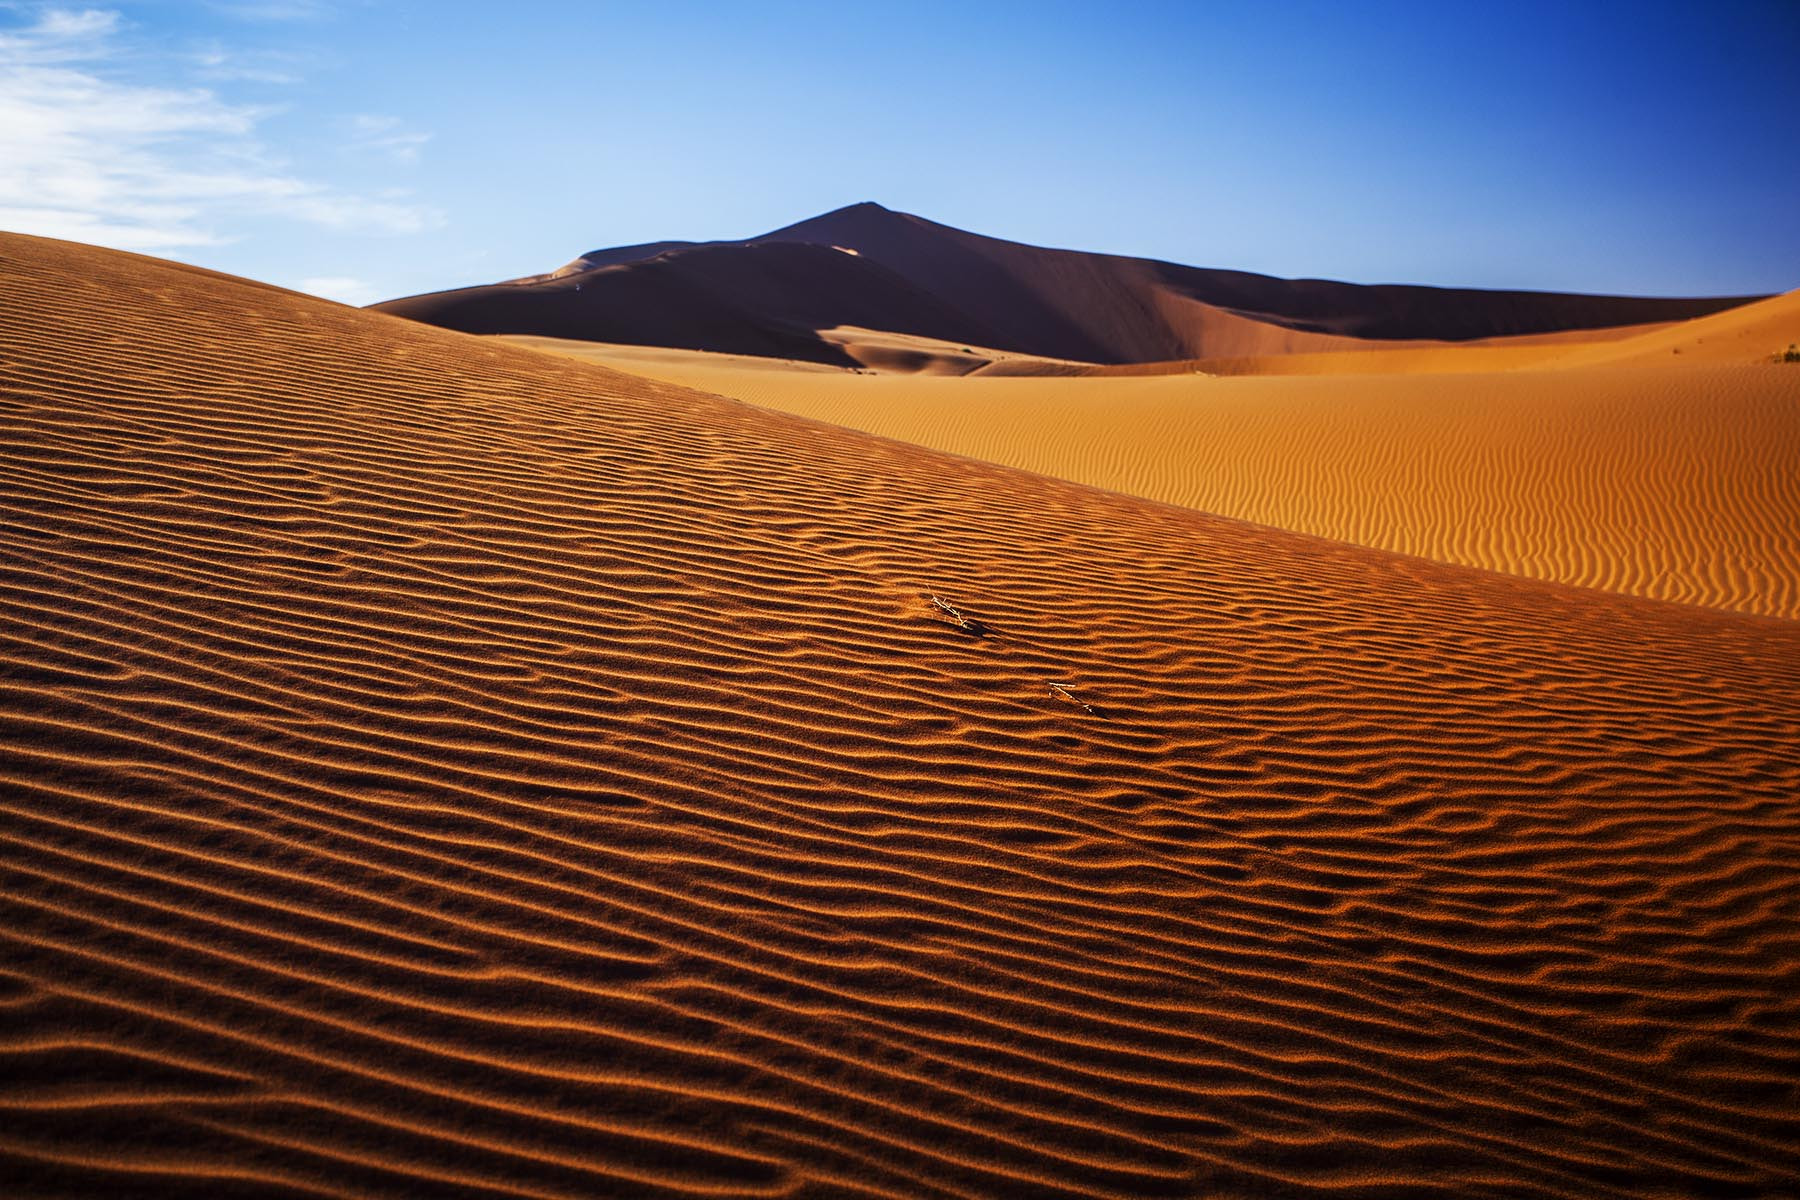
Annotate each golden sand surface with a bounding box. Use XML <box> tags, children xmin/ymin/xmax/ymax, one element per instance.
<box><xmin>4</xmin><ymin>232</ymin><xmax>1800</xmax><ymax>1198</ymax></box>
<box><xmin>1083</xmin><ymin>287</ymin><xmax>1800</xmax><ymax>377</ymax></box>
<box><xmin>541</xmin><ymin>331</ymin><xmax>1800</xmax><ymax>619</ymax></box>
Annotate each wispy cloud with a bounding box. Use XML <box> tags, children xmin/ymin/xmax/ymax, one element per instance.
<box><xmin>0</xmin><ymin>5</ymin><xmax>120</xmax><ymax>61</ymax></box>
<box><xmin>190</xmin><ymin>38</ymin><xmax>305</xmax><ymax>84</ymax></box>
<box><xmin>296</xmin><ymin>274</ymin><xmax>378</xmax><ymax>305</ymax></box>
<box><xmin>347</xmin><ymin>113</ymin><xmax>430</xmax><ymax>165</ymax></box>
<box><xmin>0</xmin><ymin>6</ymin><xmax>439</xmax><ymax>252</ymax></box>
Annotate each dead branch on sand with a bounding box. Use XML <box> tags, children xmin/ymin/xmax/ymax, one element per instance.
<box><xmin>929</xmin><ymin>593</ymin><xmax>980</xmax><ymax>633</ymax></box>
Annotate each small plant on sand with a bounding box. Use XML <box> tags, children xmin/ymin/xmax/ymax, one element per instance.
<box><xmin>1781</xmin><ymin>343</ymin><xmax>1800</xmax><ymax>364</ymax></box>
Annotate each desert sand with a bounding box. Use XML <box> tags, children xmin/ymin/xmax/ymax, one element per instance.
<box><xmin>1082</xmin><ymin>287</ymin><xmax>1800</xmax><ymax>377</ymax></box>
<box><xmin>520</xmin><ymin>299</ymin><xmax>1800</xmax><ymax>620</ymax></box>
<box><xmin>5</xmin><ymin>230</ymin><xmax>1800</xmax><ymax>1198</ymax></box>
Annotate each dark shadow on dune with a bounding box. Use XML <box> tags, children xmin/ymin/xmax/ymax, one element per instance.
<box><xmin>374</xmin><ymin>201</ymin><xmax>1769</xmax><ymax>366</ymax></box>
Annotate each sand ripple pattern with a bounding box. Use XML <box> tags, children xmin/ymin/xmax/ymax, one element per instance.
<box><xmin>3</xmin><ymin>234</ymin><xmax>1800</xmax><ymax>1198</ymax></box>
<box><xmin>611</xmin><ymin>366</ymin><xmax>1800</xmax><ymax>619</ymax></box>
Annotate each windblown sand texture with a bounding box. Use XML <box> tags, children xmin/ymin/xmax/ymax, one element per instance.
<box><xmin>5</xmin><ymin>231</ymin><xmax>1800</xmax><ymax>1198</ymax></box>
<box><xmin>539</xmin><ymin>339</ymin><xmax>1800</xmax><ymax>619</ymax></box>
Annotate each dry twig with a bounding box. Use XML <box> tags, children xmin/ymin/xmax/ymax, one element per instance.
<box><xmin>929</xmin><ymin>593</ymin><xmax>978</xmax><ymax>632</ymax></box>
<box><xmin>1047</xmin><ymin>682</ymin><xmax>1097</xmax><ymax>715</ymax></box>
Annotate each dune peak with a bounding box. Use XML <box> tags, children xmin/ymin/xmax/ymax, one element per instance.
<box><xmin>374</xmin><ymin>205</ymin><xmax>1767</xmax><ymax>367</ymax></box>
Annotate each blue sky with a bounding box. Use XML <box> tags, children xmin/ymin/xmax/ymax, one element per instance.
<box><xmin>1</xmin><ymin>0</ymin><xmax>1795</xmax><ymax>304</ymax></box>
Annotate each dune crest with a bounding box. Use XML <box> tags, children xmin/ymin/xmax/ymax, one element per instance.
<box><xmin>4</xmin><ymin>231</ymin><xmax>1800</xmax><ymax>1198</ymax></box>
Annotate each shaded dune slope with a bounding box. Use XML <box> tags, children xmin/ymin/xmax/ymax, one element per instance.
<box><xmin>372</xmin><ymin>240</ymin><xmax>997</xmax><ymax>369</ymax></box>
<box><xmin>4</xmin><ymin>232</ymin><xmax>1800</xmax><ymax>1198</ymax></box>
<box><xmin>761</xmin><ymin>205</ymin><xmax>1757</xmax><ymax>356</ymax></box>
<box><xmin>581</xmin><ymin>362</ymin><xmax>1800</xmax><ymax>619</ymax></box>
<box><xmin>375</xmin><ymin>203</ymin><xmax>1759</xmax><ymax>365</ymax></box>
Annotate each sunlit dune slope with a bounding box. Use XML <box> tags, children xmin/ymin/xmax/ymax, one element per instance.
<box><xmin>547</xmin><ymin>351</ymin><xmax>1800</xmax><ymax>619</ymax></box>
<box><xmin>1117</xmin><ymin>287</ymin><xmax>1800</xmax><ymax>377</ymax></box>
<box><xmin>4</xmin><ymin>231</ymin><xmax>1800</xmax><ymax>1199</ymax></box>
<box><xmin>1554</xmin><ymin>287</ymin><xmax>1800</xmax><ymax>367</ymax></box>
<box><xmin>1082</xmin><ymin>322</ymin><xmax>1680</xmax><ymax>377</ymax></box>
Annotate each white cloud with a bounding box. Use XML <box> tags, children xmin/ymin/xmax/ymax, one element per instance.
<box><xmin>0</xmin><ymin>6</ymin><xmax>440</xmax><ymax>253</ymax></box>
<box><xmin>348</xmin><ymin>113</ymin><xmax>430</xmax><ymax>165</ymax></box>
<box><xmin>297</xmin><ymin>274</ymin><xmax>379</xmax><ymax>305</ymax></box>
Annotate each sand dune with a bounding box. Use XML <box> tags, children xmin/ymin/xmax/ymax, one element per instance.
<box><xmin>536</xmin><ymin>345</ymin><xmax>1800</xmax><ymax>619</ymax></box>
<box><xmin>371</xmin><ymin>240</ymin><xmax>987</xmax><ymax>368</ymax></box>
<box><xmin>763</xmin><ymin>204</ymin><xmax>1759</xmax><ymax>352</ymax></box>
<box><xmin>1114</xmin><ymin>287</ymin><xmax>1800</xmax><ymax>377</ymax></box>
<box><xmin>5</xmin><ymin>231</ymin><xmax>1800</xmax><ymax>1198</ymax></box>
<box><xmin>375</xmin><ymin>203</ymin><xmax>1761</xmax><ymax>366</ymax></box>
<box><xmin>1553</xmin><ymin>287</ymin><xmax>1800</xmax><ymax>367</ymax></box>
<box><xmin>1086</xmin><ymin>322</ymin><xmax>1680</xmax><ymax>378</ymax></box>
<box><xmin>502</xmin><ymin>329</ymin><xmax>1089</xmax><ymax>380</ymax></box>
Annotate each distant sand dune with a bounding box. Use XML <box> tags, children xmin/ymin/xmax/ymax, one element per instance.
<box><xmin>375</xmin><ymin>202</ymin><xmax>1761</xmax><ymax>366</ymax></box>
<box><xmin>4</xmin><ymin>231</ymin><xmax>1800</xmax><ymax>1198</ymax></box>
<box><xmin>1083</xmin><ymin>321</ymin><xmax>1679</xmax><ymax>377</ymax></box>
<box><xmin>1101</xmin><ymin>287</ymin><xmax>1800</xmax><ymax>377</ymax></box>
<box><xmin>544</xmin><ymin>350</ymin><xmax>1800</xmax><ymax>619</ymax></box>
<box><xmin>1557</xmin><ymin>287</ymin><xmax>1800</xmax><ymax>367</ymax></box>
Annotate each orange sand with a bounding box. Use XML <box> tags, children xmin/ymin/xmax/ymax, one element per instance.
<box><xmin>532</xmin><ymin>345</ymin><xmax>1800</xmax><ymax>619</ymax></box>
<box><xmin>4</xmin><ymin>231</ymin><xmax>1800</xmax><ymax>1198</ymax></box>
<box><xmin>1091</xmin><ymin>287</ymin><xmax>1800</xmax><ymax>377</ymax></box>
